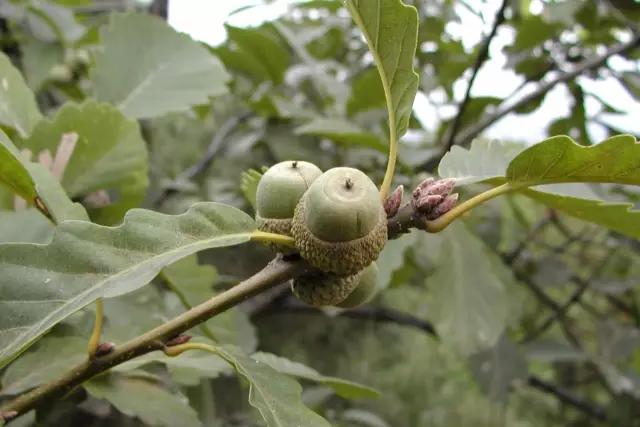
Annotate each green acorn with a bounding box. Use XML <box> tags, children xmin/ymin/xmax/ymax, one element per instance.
<box><xmin>291</xmin><ymin>167</ymin><xmax>387</xmax><ymax>275</ymax></box>
<box><xmin>336</xmin><ymin>262</ymin><xmax>380</xmax><ymax>308</ymax></box>
<box><xmin>255</xmin><ymin>160</ymin><xmax>322</xmax><ymax>252</ymax></box>
<box><xmin>291</xmin><ymin>270</ymin><xmax>362</xmax><ymax>307</ymax></box>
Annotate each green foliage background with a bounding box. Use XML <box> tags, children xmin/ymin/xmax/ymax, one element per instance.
<box><xmin>0</xmin><ymin>0</ymin><xmax>639</xmax><ymax>426</ymax></box>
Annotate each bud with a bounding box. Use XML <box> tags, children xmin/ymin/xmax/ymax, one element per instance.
<box><xmin>95</xmin><ymin>342</ymin><xmax>115</xmax><ymax>357</ymax></box>
<box><xmin>412</xmin><ymin>177</ymin><xmax>435</xmax><ymax>199</ymax></box>
<box><xmin>83</xmin><ymin>190</ymin><xmax>112</xmax><ymax>209</ymax></box>
<box><xmin>411</xmin><ymin>178</ymin><xmax>457</xmax><ymax>215</ymax></box>
<box><xmin>412</xmin><ymin>194</ymin><xmax>443</xmax><ymax>213</ymax></box>
<box><xmin>427</xmin><ymin>193</ymin><xmax>459</xmax><ymax>219</ymax></box>
<box><xmin>425</xmin><ymin>179</ymin><xmax>456</xmax><ymax>197</ymax></box>
<box><xmin>166</xmin><ymin>334</ymin><xmax>192</xmax><ymax>347</ymax></box>
<box><xmin>384</xmin><ymin>185</ymin><xmax>403</xmax><ymax>218</ymax></box>
<box><xmin>0</xmin><ymin>411</ymin><xmax>18</xmax><ymax>421</ymax></box>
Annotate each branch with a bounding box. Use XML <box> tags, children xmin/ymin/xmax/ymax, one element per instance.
<box><xmin>497</xmin><ymin>223</ymin><xmax>612</xmax><ymax>348</ymax></box>
<box><xmin>442</xmin><ymin>0</ymin><xmax>508</xmax><ymax>153</ymax></box>
<box><xmin>180</xmin><ymin>113</ymin><xmax>252</xmax><ymax>182</ymax></box>
<box><xmin>4</xmin><ymin>180</ymin><xmax>457</xmax><ymax>420</ymax></box>
<box><xmin>256</xmin><ymin>297</ymin><xmax>438</xmax><ymax>336</ymax></box>
<box><xmin>332</xmin><ymin>305</ymin><xmax>437</xmax><ymax>335</ymax></box>
<box><xmin>501</xmin><ymin>252</ymin><xmax>589</xmax><ymax>348</ymax></box>
<box><xmin>152</xmin><ymin>113</ymin><xmax>251</xmax><ymax>207</ymax></box>
<box><xmin>385</xmin><ymin>179</ymin><xmax>599</xmax><ymax>348</ymax></box>
<box><xmin>603</xmin><ymin>0</ymin><xmax>640</xmax><ymax>33</ymax></box>
<box><xmin>452</xmin><ymin>32</ymin><xmax>640</xmax><ymax>148</ymax></box>
<box><xmin>606</xmin><ymin>293</ymin><xmax>640</xmax><ymax>325</ymax></box>
<box><xmin>524</xmin><ymin>251</ymin><xmax>616</xmax><ymax>342</ymax></box>
<box><xmin>0</xmin><ymin>175</ymin><xmax>609</xmax><ymax>421</ymax></box>
<box><xmin>149</xmin><ymin>0</ymin><xmax>168</xmax><ymax>19</ymax></box>
<box><xmin>527</xmin><ymin>377</ymin><xmax>607</xmax><ymax>422</ymax></box>
<box><xmin>501</xmin><ymin>214</ymin><xmax>552</xmax><ymax>264</ymax></box>
<box><xmin>1</xmin><ymin>257</ymin><xmax>307</xmax><ymax>418</ymax></box>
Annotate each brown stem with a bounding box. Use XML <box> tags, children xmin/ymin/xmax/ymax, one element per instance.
<box><xmin>527</xmin><ymin>377</ymin><xmax>607</xmax><ymax>422</ymax></box>
<box><xmin>1</xmin><ymin>257</ymin><xmax>307</xmax><ymax>417</ymax></box>
<box><xmin>387</xmin><ymin>202</ymin><xmax>422</xmax><ymax>238</ymax></box>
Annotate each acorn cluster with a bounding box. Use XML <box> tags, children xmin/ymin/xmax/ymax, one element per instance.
<box><xmin>255</xmin><ymin>161</ymin><xmax>387</xmax><ymax>307</ymax></box>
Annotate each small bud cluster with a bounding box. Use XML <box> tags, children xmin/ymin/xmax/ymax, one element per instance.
<box><xmin>384</xmin><ymin>178</ymin><xmax>459</xmax><ymax>229</ymax></box>
<box><xmin>166</xmin><ymin>334</ymin><xmax>192</xmax><ymax>347</ymax></box>
<box><xmin>0</xmin><ymin>411</ymin><xmax>18</xmax><ymax>422</ymax></box>
<box><xmin>410</xmin><ymin>178</ymin><xmax>458</xmax><ymax>220</ymax></box>
<box><xmin>95</xmin><ymin>342</ymin><xmax>115</xmax><ymax>357</ymax></box>
<box><xmin>384</xmin><ymin>185</ymin><xmax>404</xmax><ymax>218</ymax></box>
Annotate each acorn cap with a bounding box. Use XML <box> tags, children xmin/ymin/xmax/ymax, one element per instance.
<box><xmin>291</xmin><ymin>167</ymin><xmax>387</xmax><ymax>275</ymax></box>
<box><xmin>255</xmin><ymin>215</ymin><xmax>292</xmax><ymax>236</ymax></box>
<box><xmin>336</xmin><ymin>262</ymin><xmax>380</xmax><ymax>308</ymax></box>
<box><xmin>256</xmin><ymin>160</ymin><xmax>323</xmax><ymax>220</ymax></box>
<box><xmin>291</xmin><ymin>271</ymin><xmax>362</xmax><ymax>306</ymax></box>
<box><xmin>255</xmin><ymin>215</ymin><xmax>295</xmax><ymax>254</ymax></box>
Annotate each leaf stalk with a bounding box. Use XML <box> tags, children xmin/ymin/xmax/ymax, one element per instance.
<box><xmin>164</xmin><ymin>341</ymin><xmax>218</xmax><ymax>358</ymax></box>
<box><xmin>250</xmin><ymin>231</ymin><xmax>296</xmax><ymax>248</ymax></box>
<box><xmin>87</xmin><ymin>299</ymin><xmax>104</xmax><ymax>358</ymax></box>
<box><xmin>424</xmin><ymin>183</ymin><xmax>519</xmax><ymax>232</ymax></box>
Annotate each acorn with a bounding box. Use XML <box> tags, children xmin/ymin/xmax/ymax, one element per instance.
<box><xmin>291</xmin><ymin>167</ymin><xmax>387</xmax><ymax>275</ymax></box>
<box><xmin>256</xmin><ymin>160</ymin><xmax>322</xmax><ymax>252</ymax></box>
<box><xmin>336</xmin><ymin>262</ymin><xmax>380</xmax><ymax>308</ymax></box>
<box><xmin>291</xmin><ymin>270</ymin><xmax>362</xmax><ymax>306</ymax></box>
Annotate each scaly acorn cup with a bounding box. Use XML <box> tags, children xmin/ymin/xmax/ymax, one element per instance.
<box><xmin>336</xmin><ymin>262</ymin><xmax>380</xmax><ymax>308</ymax></box>
<box><xmin>291</xmin><ymin>270</ymin><xmax>363</xmax><ymax>306</ymax></box>
<box><xmin>255</xmin><ymin>160</ymin><xmax>322</xmax><ymax>252</ymax></box>
<box><xmin>291</xmin><ymin>167</ymin><xmax>387</xmax><ymax>275</ymax></box>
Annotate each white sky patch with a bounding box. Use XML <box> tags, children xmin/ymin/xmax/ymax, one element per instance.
<box><xmin>168</xmin><ymin>0</ymin><xmax>297</xmax><ymax>46</ymax></box>
<box><xmin>168</xmin><ymin>0</ymin><xmax>639</xmax><ymax>144</ymax></box>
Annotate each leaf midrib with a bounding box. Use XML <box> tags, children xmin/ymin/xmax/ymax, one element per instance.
<box><xmin>219</xmin><ymin>348</ymin><xmax>285</xmax><ymax>427</ymax></box>
<box><xmin>117</xmin><ymin>62</ymin><xmax>170</xmax><ymax>111</ymax></box>
<box><xmin>346</xmin><ymin>1</ymin><xmax>397</xmax><ymax>141</ymax></box>
<box><xmin>0</xmin><ymin>231</ymin><xmax>253</xmax><ymax>368</ymax></box>
<box><xmin>511</xmin><ymin>176</ymin><xmax>640</xmax><ymax>187</ymax></box>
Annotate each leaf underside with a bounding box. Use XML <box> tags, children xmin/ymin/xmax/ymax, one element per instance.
<box><xmin>252</xmin><ymin>351</ymin><xmax>380</xmax><ymax>399</ymax></box>
<box><xmin>430</xmin><ymin>223</ymin><xmax>508</xmax><ymax>354</ymax></box>
<box><xmin>85</xmin><ymin>374</ymin><xmax>202</xmax><ymax>427</ymax></box>
<box><xmin>0</xmin><ymin>202</ymin><xmax>256</xmax><ymax>369</ymax></box>
<box><xmin>438</xmin><ymin>135</ymin><xmax>640</xmax><ymax>238</ymax></box>
<box><xmin>522</xmin><ymin>188</ymin><xmax>640</xmax><ymax>240</ymax></box>
<box><xmin>438</xmin><ymin>138</ymin><xmax>526</xmax><ymax>186</ymax></box>
<box><xmin>216</xmin><ymin>346</ymin><xmax>332</xmax><ymax>427</ymax></box>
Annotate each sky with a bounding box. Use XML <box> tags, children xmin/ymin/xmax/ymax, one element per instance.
<box><xmin>168</xmin><ymin>0</ymin><xmax>640</xmax><ymax>145</ymax></box>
